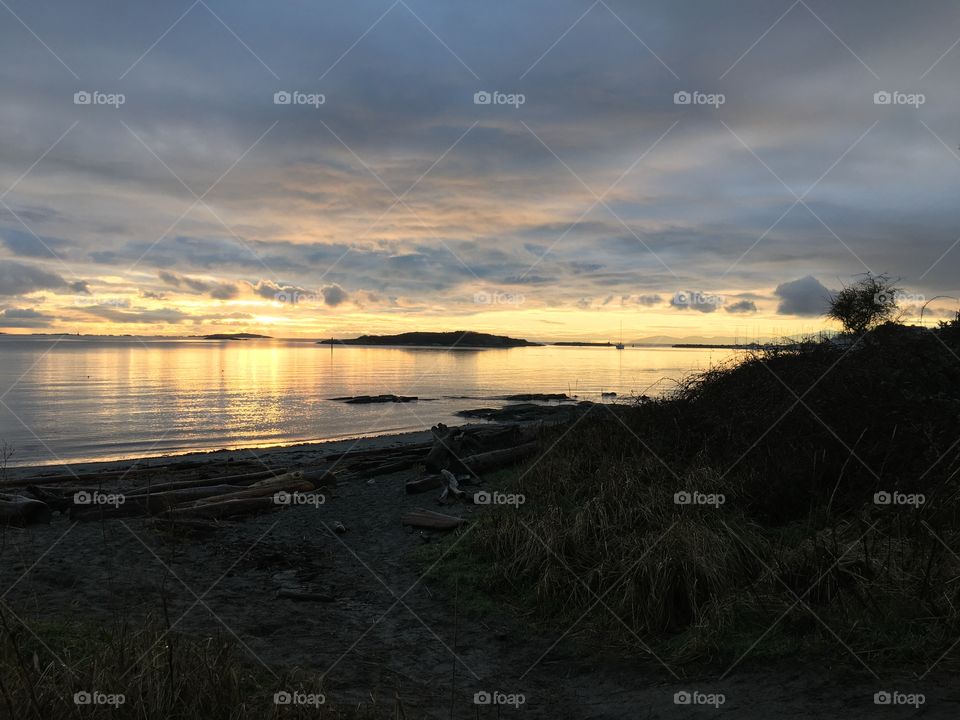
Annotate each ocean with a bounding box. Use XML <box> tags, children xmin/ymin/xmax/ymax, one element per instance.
<box><xmin>0</xmin><ymin>336</ymin><xmax>734</xmax><ymax>466</ymax></box>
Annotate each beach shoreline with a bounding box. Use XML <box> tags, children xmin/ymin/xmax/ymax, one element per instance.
<box><xmin>5</xmin><ymin>426</ymin><xmax>440</xmax><ymax>477</ymax></box>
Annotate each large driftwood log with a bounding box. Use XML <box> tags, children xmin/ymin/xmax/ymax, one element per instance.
<box><xmin>72</xmin><ymin>470</ymin><xmax>333</xmax><ymax>521</ymax></box>
<box><xmin>166</xmin><ymin>472</ymin><xmax>316</xmax><ymax>513</ymax></box>
<box><xmin>0</xmin><ymin>493</ymin><xmax>52</xmax><ymax>526</ymax></box>
<box><xmin>459</xmin><ymin>442</ymin><xmax>539</xmax><ymax>475</ymax></box>
<box><xmin>71</xmin><ymin>484</ymin><xmax>244</xmax><ymax>521</ymax></box>
<box><xmin>127</xmin><ymin>467</ymin><xmax>291</xmax><ymax>494</ymax></box>
<box><xmin>400</xmin><ymin>508</ymin><xmax>467</xmax><ymax>530</ymax></box>
<box><xmin>164</xmin><ymin>496</ymin><xmax>278</xmax><ymax>520</ymax></box>
<box><xmin>166</xmin><ymin>470</ymin><xmax>329</xmax><ymax>520</ymax></box>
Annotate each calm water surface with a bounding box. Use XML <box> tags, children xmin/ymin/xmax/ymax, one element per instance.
<box><xmin>0</xmin><ymin>337</ymin><xmax>735</xmax><ymax>466</ymax></box>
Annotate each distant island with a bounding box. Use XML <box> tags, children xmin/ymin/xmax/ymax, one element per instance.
<box><xmin>203</xmin><ymin>333</ymin><xmax>272</xmax><ymax>341</ymax></box>
<box><xmin>318</xmin><ymin>331</ymin><xmax>540</xmax><ymax>348</ymax></box>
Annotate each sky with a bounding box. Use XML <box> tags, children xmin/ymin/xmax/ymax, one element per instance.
<box><xmin>0</xmin><ymin>0</ymin><xmax>958</xmax><ymax>342</ymax></box>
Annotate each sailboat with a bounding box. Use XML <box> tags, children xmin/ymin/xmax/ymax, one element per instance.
<box><xmin>615</xmin><ymin>322</ymin><xmax>624</xmax><ymax>350</ymax></box>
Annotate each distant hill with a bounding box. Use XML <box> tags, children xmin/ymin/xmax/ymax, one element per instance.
<box><xmin>203</xmin><ymin>333</ymin><xmax>271</xmax><ymax>340</ymax></box>
<box><xmin>318</xmin><ymin>331</ymin><xmax>540</xmax><ymax>348</ymax></box>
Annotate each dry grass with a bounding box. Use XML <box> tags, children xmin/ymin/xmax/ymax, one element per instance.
<box><xmin>0</xmin><ymin>612</ymin><xmax>386</xmax><ymax>719</ymax></box>
<box><xmin>456</xmin><ymin>322</ymin><xmax>960</xmax><ymax>669</ymax></box>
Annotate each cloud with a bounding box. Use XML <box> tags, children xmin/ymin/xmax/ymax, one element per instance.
<box><xmin>248</xmin><ymin>279</ymin><xmax>310</xmax><ymax>302</ymax></box>
<box><xmin>0</xmin><ymin>260</ymin><xmax>86</xmax><ymax>297</ymax></box>
<box><xmin>774</xmin><ymin>276</ymin><xmax>832</xmax><ymax>316</ymax></box>
<box><xmin>210</xmin><ymin>282</ymin><xmax>240</xmax><ymax>300</ymax></box>
<box><xmin>670</xmin><ymin>290</ymin><xmax>723</xmax><ymax>313</ymax></box>
<box><xmin>1</xmin><ymin>229</ymin><xmax>71</xmax><ymax>258</ymax></box>
<box><xmin>624</xmin><ymin>294</ymin><xmax>662</xmax><ymax>307</ymax></box>
<box><xmin>79</xmin><ymin>305</ymin><xmax>192</xmax><ymax>324</ymax></box>
<box><xmin>0</xmin><ymin>307</ymin><xmax>53</xmax><ymax>328</ymax></box>
<box><xmin>158</xmin><ymin>271</ymin><xmax>238</xmax><ymax>299</ymax></box>
<box><xmin>725</xmin><ymin>300</ymin><xmax>758</xmax><ymax>314</ymax></box>
<box><xmin>158</xmin><ymin>270</ymin><xmax>181</xmax><ymax>287</ymax></box>
<box><xmin>78</xmin><ymin>305</ymin><xmax>254</xmax><ymax>325</ymax></box>
<box><xmin>321</xmin><ymin>284</ymin><xmax>348</xmax><ymax>306</ymax></box>
<box><xmin>248</xmin><ymin>279</ymin><xmax>348</xmax><ymax>307</ymax></box>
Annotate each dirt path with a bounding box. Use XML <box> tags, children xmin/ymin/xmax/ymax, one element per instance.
<box><xmin>2</xmin><ymin>438</ymin><xmax>959</xmax><ymax>718</ymax></box>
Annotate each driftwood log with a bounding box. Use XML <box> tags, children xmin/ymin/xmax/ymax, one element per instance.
<box><xmin>400</xmin><ymin>508</ymin><xmax>467</xmax><ymax>530</ymax></box>
<box><xmin>70</xmin><ymin>469</ymin><xmax>334</xmax><ymax>522</ymax></box>
<box><xmin>459</xmin><ymin>442</ymin><xmax>539</xmax><ymax>475</ymax></box>
<box><xmin>126</xmin><ymin>468</ymin><xmax>289</xmax><ymax>494</ymax></box>
<box><xmin>0</xmin><ymin>493</ymin><xmax>52</xmax><ymax>526</ymax></box>
<box><xmin>163</xmin><ymin>471</ymin><xmax>323</xmax><ymax>520</ymax></box>
<box><xmin>71</xmin><ymin>484</ymin><xmax>244</xmax><ymax>521</ymax></box>
<box><xmin>164</xmin><ymin>496</ymin><xmax>279</xmax><ymax>520</ymax></box>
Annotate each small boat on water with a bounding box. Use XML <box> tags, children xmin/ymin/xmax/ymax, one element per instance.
<box><xmin>615</xmin><ymin>322</ymin><xmax>625</xmax><ymax>350</ymax></box>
